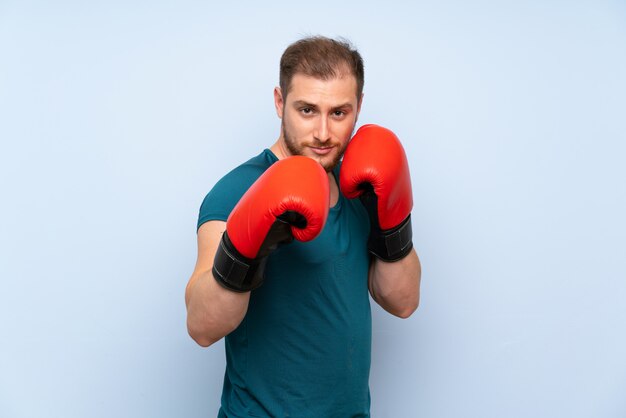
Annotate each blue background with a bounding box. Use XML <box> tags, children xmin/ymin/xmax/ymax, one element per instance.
<box><xmin>1</xmin><ymin>1</ymin><xmax>625</xmax><ymax>417</ymax></box>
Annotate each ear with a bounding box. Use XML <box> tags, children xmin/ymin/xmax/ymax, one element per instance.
<box><xmin>274</xmin><ymin>87</ymin><xmax>284</xmax><ymax>119</ymax></box>
<box><xmin>355</xmin><ymin>92</ymin><xmax>364</xmax><ymax>121</ymax></box>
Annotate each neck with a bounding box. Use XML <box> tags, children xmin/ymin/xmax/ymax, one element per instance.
<box><xmin>269</xmin><ymin>138</ymin><xmax>289</xmax><ymax>160</ymax></box>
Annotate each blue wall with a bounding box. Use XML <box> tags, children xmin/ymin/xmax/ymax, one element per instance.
<box><xmin>1</xmin><ymin>1</ymin><xmax>625</xmax><ymax>417</ymax></box>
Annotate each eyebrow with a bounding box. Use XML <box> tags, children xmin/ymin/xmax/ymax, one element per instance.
<box><xmin>292</xmin><ymin>100</ymin><xmax>354</xmax><ymax>110</ymax></box>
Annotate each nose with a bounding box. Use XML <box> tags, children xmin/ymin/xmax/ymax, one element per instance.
<box><xmin>314</xmin><ymin>116</ymin><xmax>331</xmax><ymax>143</ymax></box>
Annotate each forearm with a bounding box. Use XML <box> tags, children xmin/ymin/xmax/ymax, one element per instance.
<box><xmin>186</xmin><ymin>271</ymin><xmax>250</xmax><ymax>347</ymax></box>
<box><xmin>368</xmin><ymin>249</ymin><xmax>421</xmax><ymax>318</ymax></box>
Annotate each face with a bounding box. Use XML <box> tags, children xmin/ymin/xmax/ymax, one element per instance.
<box><xmin>274</xmin><ymin>73</ymin><xmax>362</xmax><ymax>172</ymax></box>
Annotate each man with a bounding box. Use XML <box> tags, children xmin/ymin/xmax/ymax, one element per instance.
<box><xmin>185</xmin><ymin>36</ymin><xmax>421</xmax><ymax>417</ymax></box>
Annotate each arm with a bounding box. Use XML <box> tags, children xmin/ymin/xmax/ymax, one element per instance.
<box><xmin>339</xmin><ymin>124</ymin><xmax>420</xmax><ymax>318</ymax></box>
<box><xmin>368</xmin><ymin>248</ymin><xmax>421</xmax><ymax>318</ymax></box>
<box><xmin>185</xmin><ymin>156</ymin><xmax>330</xmax><ymax>347</ymax></box>
<box><xmin>185</xmin><ymin>221</ymin><xmax>250</xmax><ymax>347</ymax></box>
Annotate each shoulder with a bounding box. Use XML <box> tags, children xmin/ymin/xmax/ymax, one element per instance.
<box><xmin>218</xmin><ymin>151</ymin><xmax>273</xmax><ymax>186</ymax></box>
<box><xmin>198</xmin><ymin>150</ymin><xmax>277</xmax><ymax>229</ymax></box>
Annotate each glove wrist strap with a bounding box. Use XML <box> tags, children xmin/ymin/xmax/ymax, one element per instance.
<box><xmin>212</xmin><ymin>231</ymin><xmax>265</xmax><ymax>292</ymax></box>
<box><xmin>369</xmin><ymin>215</ymin><xmax>414</xmax><ymax>261</ymax></box>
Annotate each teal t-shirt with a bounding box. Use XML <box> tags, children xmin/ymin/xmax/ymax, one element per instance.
<box><xmin>198</xmin><ymin>149</ymin><xmax>372</xmax><ymax>418</ymax></box>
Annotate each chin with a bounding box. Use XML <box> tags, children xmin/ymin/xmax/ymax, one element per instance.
<box><xmin>318</xmin><ymin>156</ymin><xmax>341</xmax><ymax>172</ymax></box>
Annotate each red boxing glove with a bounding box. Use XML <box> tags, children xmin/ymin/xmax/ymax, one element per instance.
<box><xmin>340</xmin><ymin>124</ymin><xmax>413</xmax><ymax>261</ymax></box>
<box><xmin>213</xmin><ymin>156</ymin><xmax>330</xmax><ymax>292</ymax></box>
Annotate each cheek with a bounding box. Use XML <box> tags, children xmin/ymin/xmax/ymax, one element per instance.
<box><xmin>283</xmin><ymin>114</ymin><xmax>300</xmax><ymax>136</ymax></box>
<box><xmin>292</xmin><ymin>118</ymin><xmax>317</xmax><ymax>137</ymax></box>
<box><xmin>334</xmin><ymin>120</ymin><xmax>356</xmax><ymax>138</ymax></box>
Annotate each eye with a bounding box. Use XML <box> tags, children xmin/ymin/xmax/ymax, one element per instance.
<box><xmin>332</xmin><ymin>110</ymin><xmax>347</xmax><ymax>118</ymax></box>
<box><xmin>301</xmin><ymin>107</ymin><xmax>313</xmax><ymax>115</ymax></box>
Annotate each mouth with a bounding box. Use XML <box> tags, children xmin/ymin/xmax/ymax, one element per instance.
<box><xmin>310</xmin><ymin>146</ymin><xmax>334</xmax><ymax>156</ymax></box>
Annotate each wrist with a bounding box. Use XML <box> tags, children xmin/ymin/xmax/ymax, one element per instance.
<box><xmin>368</xmin><ymin>214</ymin><xmax>413</xmax><ymax>261</ymax></box>
<box><xmin>212</xmin><ymin>231</ymin><xmax>265</xmax><ymax>292</ymax></box>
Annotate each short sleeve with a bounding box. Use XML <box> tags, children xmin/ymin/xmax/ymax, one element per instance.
<box><xmin>196</xmin><ymin>150</ymin><xmax>276</xmax><ymax>231</ymax></box>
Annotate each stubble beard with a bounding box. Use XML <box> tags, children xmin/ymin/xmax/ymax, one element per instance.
<box><xmin>281</xmin><ymin>119</ymin><xmax>352</xmax><ymax>173</ymax></box>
